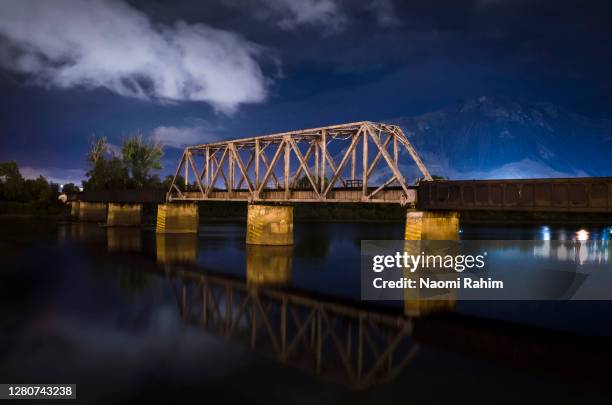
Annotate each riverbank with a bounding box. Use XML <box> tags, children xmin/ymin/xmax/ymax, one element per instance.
<box><xmin>0</xmin><ymin>201</ymin><xmax>65</xmax><ymax>218</ymax></box>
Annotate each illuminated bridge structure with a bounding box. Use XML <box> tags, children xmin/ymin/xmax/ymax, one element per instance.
<box><xmin>72</xmin><ymin>121</ymin><xmax>612</xmax><ymax>245</ymax></box>
<box><xmin>166</xmin><ymin>121</ymin><xmax>431</xmax><ymax>205</ymax></box>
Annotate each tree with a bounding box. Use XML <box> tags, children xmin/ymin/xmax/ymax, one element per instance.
<box><xmin>121</xmin><ymin>134</ymin><xmax>163</xmax><ymax>188</ymax></box>
<box><xmin>0</xmin><ymin>162</ymin><xmax>59</xmax><ymax>202</ymax></box>
<box><xmin>294</xmin><ymin>175</ymin><xmax>329</xmax><ymax>190</ymax></box>
<box><xmin>84</xmin><ymin>156</ymin><xmax>129</xmax><ymax>191</ymax></box>
<box><xmin>24</xmin><ymin>176</ymin><xmax>55</xmax><ymax>202</ymax></box>
<box><xmin>87</xmin><ymin>136</ymin><xmax>107</xmax><ymax>165</ymax></box>
<box><xmin>162</xmin><ymin>174</ymin><xmax>184</xmax><ymax>191</ymax></box>
<box><xmin>84</xmin><ymin>136</ymin><xmax>129</xmax><ymax>191</ymax></box>
<box><xmin>0</xmin><ymin>161</ymin><xmax>24</xmax><ymax>200</ymax></box>
<box><xmin>62</xmin><ymin>183</ymin><xmax>79</xmax><ymax>194</ymax></box>
<box><xmin>83</xmin><ymin>134</ymin><xmax>164</xmax><ymax>191</ymax></box>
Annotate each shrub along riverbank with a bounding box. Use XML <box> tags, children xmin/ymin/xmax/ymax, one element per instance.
<box><xmin>0</xmin><ymin>201</ymin><xmax>66</xmax><ymax>218</ymax></box>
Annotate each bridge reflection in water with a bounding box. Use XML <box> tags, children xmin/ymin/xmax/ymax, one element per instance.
<box><xmin>71</xmin><ymin>225</ymin><xmax>612</xmax><ymax>389</ymax></box>
<box><xmin>246</xmin><ymin>245</ymin><xmax>293</xmax><ymax>285</ymax></box>
<box><xmin>156</xmin><ymin>233</ymin><xmax>198</xmax><ymax>265</ymax></box>
<box><xmin>154</xmin><ymin>236</ymin><xmax>416</xmax><ymax>389</ymax></box>
<box><xmin>107</xmin><ymin>228</ymin><xmax>142</xmax><ymax>253</ymax></box>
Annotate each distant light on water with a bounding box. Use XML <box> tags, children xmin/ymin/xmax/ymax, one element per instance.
<box><xmin>576</xmin><ymin>229</ymin><xmax>589</xmax><ymax>241</ymax></box>
<box><xmin>540</xmin><ymin>226</ymin><xmax>551</xmax><ymax>241</ymax></box>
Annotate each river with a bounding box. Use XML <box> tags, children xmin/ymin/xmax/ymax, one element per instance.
<box><xmin>1</xmin><ymin>217</ymin><xmax>611</xmax><ymax>403</ymax></box>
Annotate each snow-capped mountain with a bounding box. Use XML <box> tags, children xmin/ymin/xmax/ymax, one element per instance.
<box><xmin>389</xmin><ymin>96</ymin><xmax>612</xmax><ymax>180</ymax></box>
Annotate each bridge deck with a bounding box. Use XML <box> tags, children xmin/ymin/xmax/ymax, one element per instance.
<box><xmin>77</xmin><ymin>177</ymin><xmax>612</xmax><ymax>214</ymax></box>
<box><xmin>174</xmin><ymin>186</ymin><xmax>410</xmax><ymax>203</ymax></box>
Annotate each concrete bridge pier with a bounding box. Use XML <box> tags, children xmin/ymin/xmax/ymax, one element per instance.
<box><xmin>246</xmin><ymin>204</ymin><xmax>293</xmax><ymax>245</ymax></box>
<box><xmin>107</xmin><ymin>203</ymin><xmax>142</xmax><ymax>226</ymax></box>
<box><xmin>156</xmin><ymin>203</ymin><xmax>199</xmax><ymax>234</ymax></box>
<box><xmin>78</xmin><ymin>202</ymin><xmax>107</xmax><ymax>222</ymax></box>
<box><xmin>404</xmin><ymin>210</ymin><xmax>460</xmax><ymax>317</ymax></box>
<box><xmin>405</xmin><ymin>210</ymin><xmax>460</xmax><ymax>240</ymax></box>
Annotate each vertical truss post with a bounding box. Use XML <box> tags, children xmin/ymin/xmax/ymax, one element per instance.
<box><xmin>284</xmin><ymin>136</ymin><xmax>290</xmax><ymax>199</ymax></box>
<box><xmin>205</xmin><ymin>148</ymin><xmax>210</xmax><ymax>190</ymax></box>
<box><xmin>229</xmin><ymin>144</ymin><xmax>235</xmax><ymax>197</ymax></box>
<box><xmin>314</xmin><ymin>141</ymin><xmax>319</xmax><ymax>188</ymax></box>
<box><xmin>320</xmin><ymin>130</ymin><xmax>326</xmax><ymax>194</ymax></box>
<box><xmin>184</xmin><ymin>149</ymin><xmax>189</xmax><ymax>190</ymax></box>
<box><xmin>351</xmin><ymin>145</ymin><xmax>356</xmax><ymax>181</ymax></box>
<box><xmin>393</xmin><ymin>134</ymin><xmax>398</xmax><ymax>164</ymax></box>
<box><xmin>255</xmin><ymin>139</ymin><xmax>260</xmax><ymax>190</ymax></box>
<box><xmin>362</xmin><ymin>129</ymin><xmax>368</xmax><ymax>198</ymax></box>
<box><xmin>210</xmin><ymin>158</ymin><xmax>215</xmax><ymax>191</ymax></box>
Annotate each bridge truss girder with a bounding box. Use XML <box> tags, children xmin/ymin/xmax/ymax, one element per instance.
<box><xmin>167</xmin><ymin>121</ymin><xmax>432</xmax><ymax>204</ymax></box>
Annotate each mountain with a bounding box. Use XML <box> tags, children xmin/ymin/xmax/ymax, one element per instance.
<box><xmin>389</xmin><ymin>96</ymin><xmax>612</xmax><ymax>180</ymax></box>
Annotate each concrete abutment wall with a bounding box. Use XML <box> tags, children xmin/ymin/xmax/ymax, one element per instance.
<box><xmin>405</xmin><ymin>210</ymin><xmax>460</xmax><ymax>241</ymax></box>
<box><xmin>78</xmin><ymin>202</ymin><xmax>107</xmax><ymax>222</ymax></box>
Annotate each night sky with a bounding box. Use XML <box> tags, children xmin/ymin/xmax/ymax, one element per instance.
<box><xmin>1</xmin><ymin>0</ymin><xmax>611</xmax><ymax>185</ymax></box>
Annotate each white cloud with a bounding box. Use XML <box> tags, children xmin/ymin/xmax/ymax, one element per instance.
<box><xmin>253</xmin><ymin>0</ymin><xmax>401</xmax><ymax>32</ymax></box>
<box><xmin>150</xmin><ymin>125</ymin><xmax>222</xmax><ymax>149</ymax></box>
<box><xmin>259</xmin><ymin>0</ymin><xmax>347</xmax><ymax>32</ymax></box>
<box><xmin>368</xmin><ymin>0</ymin><xmax>401</xmax><ymax>28</ymax></box>
<box><xmin>0</xmin><ymin>0</ymin><xmax>272</xmax><ymax>113</ymax></box>
<box><xmin>20</xmin><ymin>166</ymin><xmax>86</xmax><ymax>186</ymax></box>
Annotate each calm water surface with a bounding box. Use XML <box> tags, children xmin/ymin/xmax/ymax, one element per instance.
<box><xmin>1</xmin><ymin>217</ymin><xmax>612</xmax><ymax>404</ymax></box>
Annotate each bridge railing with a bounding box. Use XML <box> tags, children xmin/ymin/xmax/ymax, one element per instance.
<box><xmin>418</xmin><ymin>177</ymin><xmax>612</xmax><ymax>212</ymax></box>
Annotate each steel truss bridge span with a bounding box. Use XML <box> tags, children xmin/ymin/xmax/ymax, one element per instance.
<box><xmin>167</xmin><ymin>121</ymin><xmax>432</xmax><ymax>204</ymax></box>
